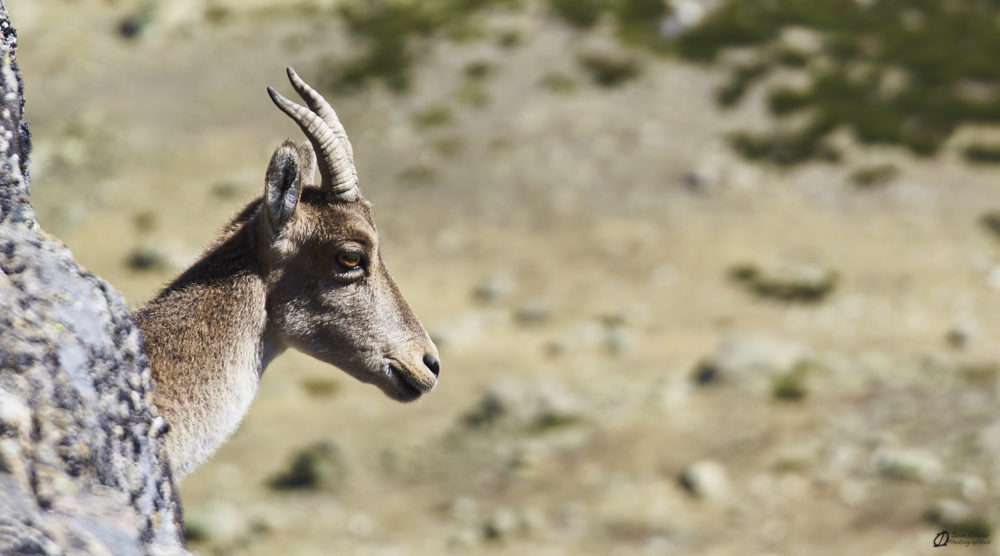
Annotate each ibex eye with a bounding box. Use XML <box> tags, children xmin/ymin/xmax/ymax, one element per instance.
<box><xmin>337</xmin><ymin>252</ymin><xmax>362</xmax><ymax>269</ymax></box>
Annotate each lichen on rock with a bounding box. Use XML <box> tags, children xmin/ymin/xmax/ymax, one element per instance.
<box><xmin>0</xmin><ymin>0</ymin><xmax>187</xmax><ymax>553</ymax></box>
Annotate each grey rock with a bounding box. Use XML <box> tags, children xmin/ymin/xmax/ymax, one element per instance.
<box><xmin>0</xmin><ymin>5</ymin><xmax>187</xmax><ymax>553</ymax></box>
<box><xmin>872</xmin><ymin>447</ymin><xmax>943</xmax><ymax>483</ymax></box>
<box><xmin>693</xmin><ymin>334</ymin><xmax>807</xmax><ymax>387</ymax></box>
<box><xmin>473</xmin><ymin>273</ymin><xmax>514</xmax><ymax>303</ymax></box>
<box><xmin>514</xmin><ymin>297</ymin><xmax>553</xmax><ymax>325</ymax></box>
<box><xmin>462</xmin><ymin>379</ymin><xmax>584</xmax><ymax>432</ymax></box>
<box><xmin>678</xmin><ymin>460</ymin><xmax>730</xmax><ymax>501</ymax></box>
<box><xmin>183</xmin><ymin>501</ymin><xmax>247</xmax><ymax>546</ymax></box>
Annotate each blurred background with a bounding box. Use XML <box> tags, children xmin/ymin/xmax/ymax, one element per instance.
<box><xmin>9</xmin><ymin>0</ymin><xmax>1000</xmax><ymax>554</ymax></box>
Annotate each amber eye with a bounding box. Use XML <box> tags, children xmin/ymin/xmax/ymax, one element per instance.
<box><xmin>337</xmin><ymin>252</ymin><xmax>362</xmax><ymax>269</ymax></box>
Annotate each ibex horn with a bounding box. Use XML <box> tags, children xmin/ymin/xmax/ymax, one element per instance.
<box><xmin>266</xmin><ymin>67</ymin><xmax>359</xmax><ymax>202</ymax></box>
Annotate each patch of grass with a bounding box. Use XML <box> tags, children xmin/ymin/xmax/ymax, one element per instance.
<box><xmin>457</xmin><ymin>82</ymin><xmax>490</xmax><ymax>107</ymax></box>
<box><xmin>979</xmin><ymin>210</ymin><xmax>1000</xmax><ymax>239</ymax></box>
<box><xmin>211</xmin><ymin>181</ymin><xmax>241</xmax><ymax>199</ymax></box>
<box><xmin>133</xmin><ymin>211</ymin><xmax>157</xmax><ymax>233</ymax></box>
<box><xmin>541</xmin><ymin>72</ymin><xmax>578</xmax><ymax>94</ymax></box>
<box><xmin>300</xmin><ymin>378</ymin><xmax>340</xmax><ymax>398</ymax></box>
<box><xmin>464</xmin><ymin>60</ymin><xmax>495</xmax><ymax>80</ymax></box>
<box><xmin>772</xmin><ymin>362</ymin><xmax>810</xmax><ymax>401</ymax></box>
<box><xmin>546</xmin><ymin>0</ymin><xmax>671</xmax><ymax>51</ymax></box>
<box><xmin>183</xmin><ymin>521</ymin><xmax>209</xmax><ymax>543</ymax></box>
<box><xmin>964</xmin><ymin>143</ymin><xmax>1000</xmax><ymax>164</ymax></box>
<box><xmin>529</xmin><ymin>412</ymin><xmax>581</xmax><ymax>433</ymax></box>
<box><xmin>398</xmin><ymin>164</ymin><xmax>438</xmax><ymax>185</ymax></box>
<box><xmin>462</xmin><ymin>60</ymin><xmax>496</xmax><ymax>81</ymax></box>
<box><xmin>849</xmin><ymin>163</ymin><xmax>898</xmax><ymax>189</ymax></box>
<box><xmin>495</xmin><ymin>28</ymin><xmax>523</xmax><ymax>48</ymax></box>
<box><xmin>578</xmin><ymin>52</ymin><xmax>641</xmax><ymax>87</ymax></box>
<box><xmin>269</xmin><ymin>442</ymin><xmax>346</xmax><ymax>492</ymax></box>
<box><xmin>462</xmin><ymin>392</ymin><xmax>507</xmax><ymax>428</ymax></box>
<box><xmin>413</xmin><ymin>105</ymin><xmax>454</xmax><ymax>128</ymax></box>
<box><xmin>958</xmin><ymin>362</ymin><xmax>999</xmax><ymax>384</ymax></box>
<box><xmin>331</xmin><ymin>0</ymin><xmax>522</xmax><ymax>92</ymax></box>
<box><xmin>716</xmin><ymin>63</ymin><xmax>771</xmax><ymax>107</ymax></box>
<box><xmin>611</xmin><ymin>0</ymin><xmax>671</xmax><ymax>52</ymax></box>
<box><xmin>676</xmin><ymin>0</ymin><xmax>1000</xmax><ymax>163</ymax></box>
<box><xmin>944</xmin><ymin>517</ymin><xmax>993</xmax><ymax>538</ymax></box>
<box><xmin>547</xmin><ymin>0</ymin><xmax>610</xmax><ymax>29</ymax></box>
<box><xmin>433</xmin><ymin>136</ymin><xmax>464</xmax><ymax>157</ymax></box>
<box><xmin>729</xmin><ymin>130</ymin><xmax>840</xmax><ymax>167</ymax></box>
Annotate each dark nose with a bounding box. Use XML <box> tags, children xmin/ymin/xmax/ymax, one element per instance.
<box><xmin>423</xmin><ymin>354</ymin><xmax>440</xmax><ymax>377</ymax></box>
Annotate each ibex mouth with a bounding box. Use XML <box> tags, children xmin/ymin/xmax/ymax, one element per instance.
<box><xmin>385</xmin><ymin>362</ymin><xmax>433</xmax><ymax>402</ymax></box>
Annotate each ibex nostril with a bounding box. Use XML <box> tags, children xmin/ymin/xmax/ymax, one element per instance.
<box><xmin>423</xmin><ymin>354</ymin><xmax>440</xmax><ymax>377</ymax></box>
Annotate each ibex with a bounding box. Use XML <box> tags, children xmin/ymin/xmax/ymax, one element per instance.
<box><xmin>135</xmin><ymin>68</ymin><xmax>440</xmax><ymax>480</ymax></box>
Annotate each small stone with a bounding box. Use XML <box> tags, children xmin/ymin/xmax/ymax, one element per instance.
<box><xmin>183</xmin><ymin>501</ymin><xmax>248</xmax><ymax>546</ymax></box>
<box><xmin>515</xmin><ymin>298</ymin><xmax>552</xmax><ymax>325</ymax></box>
<box><xmin>482</xmin><ymin>508</ymin><xmax>518</xmax><ymax>541</ymax></box>
<box><xmin>124</xmin><ymin>245</ymin><xmax>168</xmax><ymax>272</ymax></box>
<box><xmin>872</xmin><ymin>448</ymin><xmax>942</xmax><ymax>483</ymax></box>
<box><xmin>473</xmin><ymin>274</ymin><xmax>514</xmax><ymax>303</ymax></box>
<box><xmin>779</xmin><ymin>26</ymin><xmax>823</xmax><ymax>54</ymax></box>
<box><xmin>451</xmin><ymin>497</ymin><xmax>480</xmax><ymax>523</ymax></box>
<box><xmin>946</xmin><ymin>321</ymin><xmax>976</xmax><ymax>349</ymax></box>
<box><xmin>692</xmin><ymin>334</ymin><xmax>807</xmax><ymax>387</ymax></box>
<box><xmin>924</xmin><ymin>499</ymin><xmax>972</xmax><ymax>525</ymax></box>
<box><xmin>678</xmin><ymin>460</ymin><xmax>729</xmax><ymax>501</ymax></box>
<box><xmin>838</xmin><ymin>479</ymin><xmax>866</xmax><ymax>507</ymax></box>
<box><xmin>605</xmin><ymin>327</ymin><xmax>636</xmax><ymax>356</ymax></box>
<box><xmin>346</xmin><ymin>512</ymin><xmax>375</xmax><ymax>537</ymax></box>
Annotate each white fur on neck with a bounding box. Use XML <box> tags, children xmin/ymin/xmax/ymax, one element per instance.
<box><xmin>168</xmin><ymin>329</ymin><xmax>283</xmax><ymax>480</ymax></box>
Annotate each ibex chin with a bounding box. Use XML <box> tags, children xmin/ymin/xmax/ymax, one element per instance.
<box><xmin>135</xmin><ymin>68</ymin><xmax>440</xmax><ymax>480</ymax></box>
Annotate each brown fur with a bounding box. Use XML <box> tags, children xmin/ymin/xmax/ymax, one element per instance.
<box><xmin>135</xmin><ymin>79</ymin><xmax>439</xmax><ymax>480</ymax></box>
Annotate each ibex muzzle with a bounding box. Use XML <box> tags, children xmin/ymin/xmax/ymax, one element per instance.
<box><xmin>135</xmin><ymin>68</ymin><xmax>439</xmax><ymax>479</ymax></box>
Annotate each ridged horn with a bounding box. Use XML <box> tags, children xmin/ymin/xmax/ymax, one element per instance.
<box><xmin>266</xmin><ymin>67</ymin><xmax>359</xmax><ymax>202</ymax></box>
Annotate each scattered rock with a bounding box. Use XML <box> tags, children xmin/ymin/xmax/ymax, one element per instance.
<box><xmin>429</xmin><ymin>312</ymin><xmax>491</xmax><ymax>349</ymax></box>
<box><xmin>125</xmin><ymin>245</ymin><xmax>169</xmax><ymax>272</ymax></box>
<box><xmin>659</xmin><ymin>0</ymin><xmax>709</xmax><ymax>38</ymax></box>
<box><xmin>346</xmin><ymin>512</ymin><xmax>375</xmax><ymax>538</ymax></box>
<box><xmin>946</xmin><ymin>321</ymin><xmax>976</xmax><ymax>349</ymax></box>
<box><xmin>872</xmin><ymin>447</ymin><xmax>943</xmax><ymax>483</ymax></box>
<box><xmin>473</xmin><ymin>274</ymin><xmax>514</xmax><ymax>303</ymax></box>
<box><xmin>269</xmin><ymin>441</ymin><xmax>348</xmax><ymax>492</ymax></box>
<box><xmin>514</xmin><ymin>298</ymin><xmax>553</xmax><ymax>325</ymax></box>
<box><xmin>605</xmin><ymin>327</ymin><xmax>636</xmax><ymax>356</ymax></box>
<box><xmin>481</xmin><ymin>507</ymin><xmax>518</xmax><ymax>541</ymax></box>
<box><xmin>924</xmin><ymin>499</ymin><xmax>972</xmax><ymax>526</ymax></box>
<box><xmin>678</xmin><ymin>460</ymin><xmax>730</xmax><ymax>501</ymax></box>
<box><xmin>729</xmin><ymin>262</ymin><xmax>838</xmax><ymax>303</ymax></box>
<box><xmin>183</xmin><ymin>501</ymin><xmax>248</xmax><ymax>546</ymax></box>
<box><xmin>692</xmin><ymin>334</ymin><xmax>808</xmax><ymax>388</ymax></box>
<box><xmin>778</xmin><ymin>26</ymin><xmax>823</xmax><ymax>55</ymax></box>
<box><xmin>462</xmin><ymin>380</ymin><xmax>584</xmax><ymax>433</ymax></box>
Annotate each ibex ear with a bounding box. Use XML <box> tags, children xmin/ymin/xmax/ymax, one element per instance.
<box><xmin>297</xmin><ymin>141</ymin><xmax>317</xmax><ymax>186</ymax></box>
<box><xmin>264</xmin><ymin>140</ymin><xmax>303</xmax><ymax>238</ymax></box>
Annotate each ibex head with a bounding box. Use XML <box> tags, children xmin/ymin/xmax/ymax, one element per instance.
<box><xmin>259</xmin><ymin>68</ymin><xmax>439</xmax><ymax>401</ymax></box>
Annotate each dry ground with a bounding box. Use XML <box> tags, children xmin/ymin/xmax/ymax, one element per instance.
<box><xmin>11</xmin><ymin>1</ymin><xmax>1000</xmax><ymax>554</ymax></box>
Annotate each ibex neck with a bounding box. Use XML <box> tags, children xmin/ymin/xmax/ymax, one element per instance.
<box><xmin>136</xmin><ymin>222</ymin><xmax>283</xmax><ymax>480</ymax></box>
